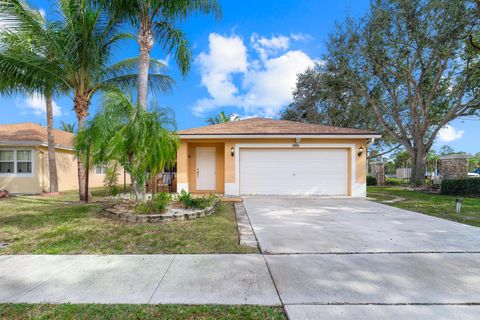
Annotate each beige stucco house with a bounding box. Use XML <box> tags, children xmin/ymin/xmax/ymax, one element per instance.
<box><xmin>177</xmin><ymin>118</ymin><xmax>381</xmax><ymax>197</ymax></box>
<box><xmin>0</xmin><ymin>122</ymin><xmax>128</xmax><ymax>194</ymax></box>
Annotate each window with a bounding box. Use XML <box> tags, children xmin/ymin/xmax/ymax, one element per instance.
<box><xmin>16</xmin><ymin>151</ymin><xmax>32</xmax><ymax>173</ymax></box>
<box><xmin>0</xmin><ymin>150</ymin><xmax>33</xmax><ymax>175</ymax></box>
<box><xmin>0</xmin><ymin>151</ymin><xmax>14</xmax><ymax>173</ymax></box>
<box><xmin>96</xmin><ymin>165</ymin><xmax>107</xmax><ymax>174</ymax></box>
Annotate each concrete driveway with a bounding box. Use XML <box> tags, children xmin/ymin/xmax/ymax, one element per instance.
<box><xmin>242</xmin><ymin>196</ymin><xmax>480</xmax><ymax>319</ymax></box>
<box><xmin>243</xmin><ymin>196</ymin><xmax>480</xmax><ymax>254</ymax></box>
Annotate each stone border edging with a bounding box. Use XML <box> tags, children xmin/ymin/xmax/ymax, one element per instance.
<box><xmin>234</xmin><ymin>202</ymin><xmax>259</xmax><ymax>248</ymax></box>
<box><xmin>102</xmin><ymin>200</ymin><xmax>220</xmax><ymax>223</ymax></box>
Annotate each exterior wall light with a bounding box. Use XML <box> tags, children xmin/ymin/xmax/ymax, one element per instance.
<box><xmin>358</xmin><ymin>146</ymin><xmax>364</xmax><ymax>157</ymax></box>
<box><xmin>230</xmin><ymin>147</ymin><xmax>235</xmax><ymax>157</ymax></box>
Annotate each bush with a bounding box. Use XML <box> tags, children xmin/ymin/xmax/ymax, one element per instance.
<box><xmin>441</xmin><ymin>178</ymin><xmax>480</xmax><ymax>197</ymax></box>
<box><xmin>136</xmin><ymin>192</ymin><xmax>172</xmax><ymax>214</ymax></box>
<box><xmin>103</xmin><ymin>163</ymin><xmax>119</xmax><ymax>196</ymax></box>
<box><xmin>367</xmin><ymin>175</ymin><xmax>378</xmax><ymax>186</ymax></box>
<box><xmin>177</xmin><ymin>190</ymin><xmax>217</xmax><ymax>209</ymax></box>
<box><xmin>385</xmin><ymin>177</ymin><xmax>408</xmax><ymax>186</ymax></box>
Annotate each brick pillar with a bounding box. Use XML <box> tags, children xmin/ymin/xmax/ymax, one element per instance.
<box><xmin>439</xmin><ymin>155</ymin><xmax>470</xmax><ymax>179</ymax></box>
<box><xmin>370</xmin><ymin>161</ymin><xmax>385</xmax><ymax>186</ymax></box>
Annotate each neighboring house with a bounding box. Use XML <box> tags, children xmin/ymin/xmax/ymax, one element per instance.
<box><xmin>0</xmin><ymin>122</ymin><xmax>128</xmax><ymax>194</ymax></box>
<box><xmin>177</xmin><ymin>118</ymin><xmax>381</xmax><ymax>197</ymax></box>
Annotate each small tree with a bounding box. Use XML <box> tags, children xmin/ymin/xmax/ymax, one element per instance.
<box><xmin>60</xmin><ymin>122</ymin><xmax>76</xmax><ymax>133</ymax></box>
<box><xmin>206</xmin><ymin>111</ymin><xmax>239</xmax><ymax>125</ymax></box>
<box><xmin>77</xmin><ymin>90</ymin><xmax>178</xmax><ymax>200</ymax></box>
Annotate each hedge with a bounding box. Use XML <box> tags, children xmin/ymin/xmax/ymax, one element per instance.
<box><xmin>385</xmin><ymin>177</ymin><xmax>408</xmax><ymax>186</ymax></box>
<box><xmin>441</xmin><ymin>178</ymin><xmax>480</xmax><ymax>197</ymax></box>
<box><xmin>367</xmin><ymin>175</ymin><xmax>377</xmax><ymax>186</ymax></box>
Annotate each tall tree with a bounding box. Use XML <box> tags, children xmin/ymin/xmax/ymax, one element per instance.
<box><xmin>0</xmin><ymin>0</ymin><xmax>62</xmax><ymax>192</ymax></box>
<box><xmin>320</xmin><ymin>0</ymin><xmax>480</xmax><ymax>185</ymax></box>
<box><xmin>281</xmin><ymin>64</ymin><xmax>397</xmax><ymax>154</ymax></box>
<box><xmin>1</xmin><ymin>0</ymin><xmax>173</xmax><ymax>201</ymax></box>
<box><xmin>206</xmin><ymin>111</ymin><xmax>239</xmax><ymax>125</ymax></box>
<box><xmin>96</xmin><ymin>0</ymin><xmax>221</xmax><ymax>109</ymax></box>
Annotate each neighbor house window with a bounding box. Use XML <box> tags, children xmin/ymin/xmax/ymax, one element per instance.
<box><xmin>0</xmin><ymin>151</ymin><xmax>14</xmax><ymax>173</ymax></box>
<box><xmin>96</xmin><ymin>165</ymin><xmax>107</xmax><ymax>174</ymax></box>
<box><xmin>16</xmin><ymin>150</ymin><xmax>32</xmax><ymax>173</ymax></box>
<box><xmin>0</xmin><ymin>150</ymin><xmax>33</xmax><ymax>174</ymax></box>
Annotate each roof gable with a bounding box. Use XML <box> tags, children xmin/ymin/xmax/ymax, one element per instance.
<box><xmin>178</xmin><ymin>118</ymin><xmax>379</xmax><ymax>136</ymax></box>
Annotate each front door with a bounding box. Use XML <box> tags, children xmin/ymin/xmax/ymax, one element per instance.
<box><xmin>196</xmin><ymin>147</ymin><xmax>216</xmax><ymax>191</ymax></box>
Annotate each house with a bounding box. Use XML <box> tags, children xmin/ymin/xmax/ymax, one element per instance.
<box><xmin>0</xmin><ymin>122</ymin><xmax>128</xmax><ymax>194</ymax></box>
<box><xmin>177</xmin><ymin>118</ymin><xmax>381</xmax><ymax>197</ymax></box>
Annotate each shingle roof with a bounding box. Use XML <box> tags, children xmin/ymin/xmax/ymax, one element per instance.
<box><xmin>178</xmin><ymin>118</ymin><xmax>379</xmax><ymax>136</ymax></box>
<box><xmin>0</xmin><ymin>122</ymin><xmax>74</xmax><ymax>148</ymax></box>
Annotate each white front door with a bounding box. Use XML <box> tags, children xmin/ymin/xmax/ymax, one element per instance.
<box><xmin>196</xmin><ymin>147</ymin><xmax>216</xmax><ymax>190</ymax></box>
<box><xmin>239</xmin><ymin>148</ymin><xmax>348</xmax><ymax>195</ymax></box>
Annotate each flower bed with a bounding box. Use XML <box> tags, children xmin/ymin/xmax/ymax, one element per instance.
<box><xmin>102</xmin><ymin>193</ymin><xmax>220</xmax><ymax>223</ymax></box>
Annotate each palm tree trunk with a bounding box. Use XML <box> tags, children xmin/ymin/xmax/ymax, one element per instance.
<box><xmin>85</xmin><ymin>147</ymin><xmax>90</xmax><ymax>203</ymax></box>
<box><xmin>137</xmin><ymin>24</ymin><xmax>154</xmax><ymax>110</ymax></box>
<box><xmin>45</xmin><ymin>94</ymin><xmax>59</xmax><ymax>193</ymax></box>
<box><xmin>74</xmin><ymin>91</ymin><xmax>90</xmax><ymax>201</ymax></box>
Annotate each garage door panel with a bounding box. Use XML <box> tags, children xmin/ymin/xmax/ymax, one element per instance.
<box><xmin>239</xmin><ymin>149</ymin><xmax>348</xmax><ymax>196</ymax></box>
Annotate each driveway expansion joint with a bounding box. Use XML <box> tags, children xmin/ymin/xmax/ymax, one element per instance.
<box><xmin>148</xmin><ymin>255</ymin><xmax>176</xmax><ymax>304</ymax></box>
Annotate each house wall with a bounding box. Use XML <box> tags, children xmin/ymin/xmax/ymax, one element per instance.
<box><xmin>0</xmin><ymin>146</ymin><xmax>43</xmax><ymax>193</ymax></box>
<box><xmin>177</xmin><ymin>137</ymin><xmax>368</xmax><ymax>197</ymax></box>
<box><xmin>0</xmin><ymin>145</ymin><xmax>130</xmax><ymax>194</ymax></box>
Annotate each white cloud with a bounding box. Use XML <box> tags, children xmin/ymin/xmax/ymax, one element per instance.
<box><xmin>193</xmin><ymin>33</ymin><xmax>316</xmax><ymax>117</ymax></box>
<box><xmin>290</xmin><ymin>32</ymin><xmax>313</xmax><ymax>42</ymax></box>
<box><xmin>18</xmin><ymin>93</ymin><xmax>62</xmax><ymax>117</ymax></box>
<box><xmin>438</xmin><ymin>124</ymin><xmax>464</xmax><ymax>142</ymax></box>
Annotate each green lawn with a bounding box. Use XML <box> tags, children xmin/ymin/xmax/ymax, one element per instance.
<box><xmin>0</xmin><ymin>189</ymin><xmax>257</xmax><ymax>254</ymax></box>
<box><xmin>367</xmin><ymin>186</ymin><xmax>480</xmax><ymax>227</ymax></box>
<box><xmin>0</xmin><ymin>304</ymin><xmax>286</xmax><ymax>320</ymax></box>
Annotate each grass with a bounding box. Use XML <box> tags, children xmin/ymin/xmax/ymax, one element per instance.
<box><xmin>0</xmin><ymin>189</ymin><xmax>257</xmax><ymax>254</ymax></box>
<box><xmin>368</xmin><ymin>186</ymin><xmax>480</xmax><ymax>227</ymax></box>
<box><xmin>0</xmin><ymin>304</ymin><xmax>286</xmax><ymax>320</ymax></box>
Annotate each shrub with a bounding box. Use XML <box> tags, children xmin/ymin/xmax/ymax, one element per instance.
<box><xmin>136</xmin><ymin>192</ymin><xmax>172</xmax><ymax>214</ymax></box>
<box><xmin>441</xmin><ymin>178</ymin><xmax>480</xmax><ymax>197</ymax></box>
<box><xmin>367</xmin><ymin>175</ymin><xmax>378</xmax><ymax>186</ymax></box>
<box><xmin>177</xmin><ymin>190</ymin><xmax>217</xmax><ymax>209</ymax></box>
<box><xmin>385</xmin><ymin>177</ymin><xmax>408</xmax><ymax>186</ymax></box>
<box><xmin>103</xmin><ymin>163</ymin><xmax>119</xmax><ymax>196</ymax></box>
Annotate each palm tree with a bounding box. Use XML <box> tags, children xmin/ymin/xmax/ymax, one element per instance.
<box><xmin>206</xmin><ymin>111</ymin><xmax>239</xmax><ymax>125</ymax></box>
<box><xmin>76</xmin><ymin>90</ymin><xmax>178</xmax><ymax>199</ymax></box>
<box><xmin>0</xmin><ymin>1</ymin><xmax>63</xmax><ymax>192</ymax></box>
<box><xmin>60</xmin><ymin>121</ymin><xmax>75</xmax><ymax>133</ymax></box>
<box><xmin>96</xmin><ymin>0</ymin><xmax>221</xmax><ymax>109</ymax></box>
<box><xmin>1</xmin><ymin>0</ymin><xmax>174</xmax><ymax>201</ymax></box>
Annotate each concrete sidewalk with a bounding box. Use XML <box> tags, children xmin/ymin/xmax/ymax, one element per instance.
<box><xmin>2</xmin><ymin>253</ymin><xmax>480</xmax><ymax>319</ymax></box>
<box><xmin>0</xmin><ymin>254</ymin><xmax>280</xmax><ymax>305</ymax></box>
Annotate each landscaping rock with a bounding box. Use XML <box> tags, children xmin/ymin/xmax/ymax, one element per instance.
<box><xmin>102</xmin><ymin>199</ymin><xmax>220</xmax><ymax>224</ymax></box>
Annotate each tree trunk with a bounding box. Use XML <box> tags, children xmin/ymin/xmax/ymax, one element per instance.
<box><xmin>410</xmin><ymin>145</ymin><xmax>427</xmax><ymax>186</ymax></box>
<box><xmin>45</xmin><ymin>94</ymin><xmax>59</xmax><ymax>193</ymax></box>
<box><xmin>137</xmin><ymin>24</ymin><xmax>154</xmax><ymax>110</ymax></box>
<box><xmin>84</xmin><ymin>147</ymin><xmax>90</xmax><ymax>203</ymax></box>
<box><xmin>74</xmin><ymin>91</ymin><xmax>90</xmax><ymax>201</ymax></box>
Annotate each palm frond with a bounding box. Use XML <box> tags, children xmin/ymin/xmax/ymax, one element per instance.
<box><xmin>153</xmin><ymin>21</ymin><xmax>191</xmax><ymax>75</ymax></box>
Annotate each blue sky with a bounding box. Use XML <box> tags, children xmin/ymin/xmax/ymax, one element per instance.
<box><xmin>1</xmin><ymin>0</ymin><xmax>478</xmax><ymax>154</ymax></box>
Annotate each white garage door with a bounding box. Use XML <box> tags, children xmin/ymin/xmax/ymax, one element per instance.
<box><xmin>239</xmin><ymin>149</ymin><xmax>348</xmax><ymax>196</ymax></box>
